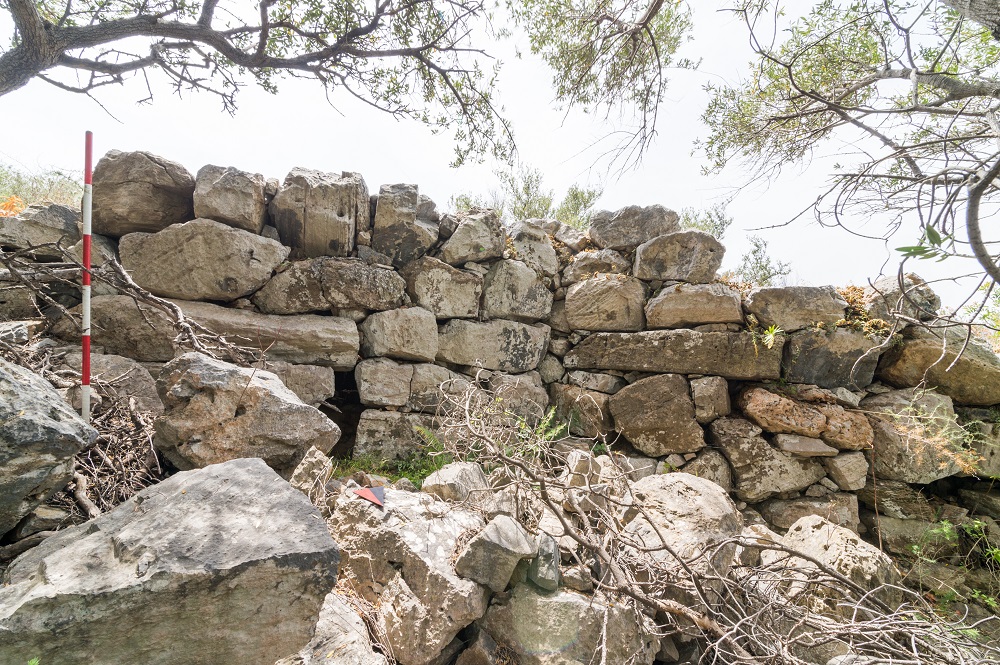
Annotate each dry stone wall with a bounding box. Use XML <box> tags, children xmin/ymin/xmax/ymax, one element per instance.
<box><xmin>7</xmin><ymin>149</ymin><xmax>1000</xmax><ymax>543</ymax></box>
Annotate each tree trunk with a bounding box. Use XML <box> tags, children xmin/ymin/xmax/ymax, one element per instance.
<box><xmin>943</xmin><ymin>0</ymin><xmax>1000</xmax><ymax>39</ymax></box>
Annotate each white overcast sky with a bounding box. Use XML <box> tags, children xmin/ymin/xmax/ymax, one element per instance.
<box><xmin>0</xmin><ymin>4</ymin><xmax>986</xmax><ymax>308</ymax></box>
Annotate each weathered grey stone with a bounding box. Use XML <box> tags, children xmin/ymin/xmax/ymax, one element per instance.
<box><xmin>437</xmin><ymin>320</ymin><xmax>550</xmax><ymax>372</ymax></box>
<box><xmin>0</xmin><ymin>357</ymin><xmax>96</xmax><ymax>536</ymax></box>
<box><xmin>708</xmin><ymin>417</ymin><xmax>826</xmax><ymax>502</ymax></box>
<box><xmin>856</xmin><ymin>479</ymin><xmax>935</xmax><ymax>520</ymax></box>
<box><xmin>270</xmin><ymin>168</ymin><xmax>368</xmax><ymax>258</ymax></box>
<box><xmin>402</xmin><ymin>256</ymin><xmax>482</xmax><ymax>319</ymax></box>
<box><xmin>360</xmin><ymin>307</ymin><xmax>438</xmax><ymax>362</ymax></box>
<box><xmin>877</xmin><ymin>324</ymin><xmax>1000</xmax><ymax>405</ymax></box>
<box><xmin>645</xmin><ymin>282</ymin><xmax>743</xmax><ymax>329</ymax></box>
<box><xmin>858</xmin><ymin>514</ymin><xmax>959</xmax><ymax>559</ymax></box>
<box><xmin>564</xmin><ymin>274</ymin><xmax>645</xmax><ymax>331</ymax></box>
<box><xmin>120</xmin><ymin>219</ymin><xmax>289</xmax><ymax>302</ymax></box>
<box><xmin>783</xmin><ymin>328</ymin><xmax>881</xmax><ymax>389</ymax></box>
<box><xmin>958</xmin><ymin>488</ymin><xmax>1000</xmax><ymax>519</ymax></box>
<box><xmin>68</xmin><ymin>233</ymin><xmax>119</xmax><ymax>296</ymax></box>
<box><xmin>193</xmin><ymin>164</ymin><xmax>267</xmax><ymax>233</ymax></box>
<box><xmin>63</xmin><ymin>352</ymin><xmax>163</xmax><ymax>415</ymax></box>
<box><xmin>154</xmin><ymin>353</ymin><xmax>340</xmax><ymax>475</ymax></box>
<box><xmin>546</xmin><ymin>299</ymin><xmax>571</xmax><ymax>334</ymax></box>
<box><xmin>815</xmin><ymin>403</ymin><xmax>875</xmax><ymax>450</ymax></box>
<box><xmin>609</xmin><ymin>374</ymin><xmax>704</xmax><ymax>455</ymax></box>
<box><xmin>482</xmin><ymin>260</ymin><xmax>553</xmax><ymax>323</ymax></box>
<box><xmin>738</xmin><ymin>387</ymin><xmax>827</xmax><ymax>437</ymax></box>
<box><xmin>691</xmin><ymin>375</ymin><xmax>730</xmax><ymax>424</ymax></box>
<box><xmin>356</xmin><ymin>357</ymin><xmax>414</xmax><ymax>406</ymax></box>
<box><xmin>527</xmin><ymin>533</ymin><xmax>560</xmax><ymax>591</ymax></box>
<box><xmin>774</xmin><ymin>433</ymin><xmax>839</xmax><ymax>457</ymax></box>
<box><xmin>455</xmin><ymin>515</ymin><xmax>537</xmax><ymax>592</ymax></box>
<box><xmin>0</xmin><ymin>458</ymin><xmax>339</xmax><ymax>665</ymax></box>
<box><xmin>328</xmin><ymin>488</ymin><xmax>488</xmax><ymax>665</ymax></box>
<box><xmin>760</xmin><ymin>494</ymin><xmax>860</xmax><ymax>532</ymax></box>
<box><xmin>588</xmin><ymin>204</ymin><xmax>679</xmax><ymax>251</ymax></box>
<box><xmin>372</xmin><ymin>183</ymin><xmax>438</xmax><ymax>268</ymax></box>
<box><xmin>9</xmin><ymin>505</ymin><xmax>75</xmax><ymax>541</ymax></box>
<box><xmin>549</xmin><ymin>383</ymin><xmax>612</xmax><ymax>437</ymax></box>
<box><xmin>565</xmin><ymin>370</ymin><xmax>626</xmax><ymax>394</ymax></box>
<box><xmin>92</xmin><ymin>150</ymin><xmax>195</xmax><ymax>236</ymax></box>
<box><xmin>537</xmin><ymin>354</ymin><xmax>565</xmax><ymax>384</ymax></box>
<box><xmin>744</xmin><ymin>286</ymin><xmax>848</xmax><ymax>332</ymax></box>
<box><xmin>0</xmin><ymin>203</ymin><xmax>79</xmax><ymax>259</ymax></box>
<box><xmin>682</xmin><ymin>449</ymin><xmax>733</xmax><ymax>491</ymax></box>
<box><xmin>633</xmin><ymin>231</ymin><xmax>725</xmax><ymax>283</ymax></box>
<box><xmin>510</xmin><ymin>221</ymin><xmax>559</xmax><ymax>276</ymax></box>
<box><xmin>438</xmin><ymin>210</ymin><xmax>505</xmax><ymax>265</ymax></box>
<box><xmin>407</xmin><ymin>363</ymin><xmax>472</xmax><ymax>413</ymax></box>
<box><xmin>353</xmin><ymin>410</ymin><xmax>436</xmax><ymax>461</ymax></box>
<box><xmin>481</xmin><ymin>586</ymin><xmax>660</xmax><ymax>665</ymax></box>
<box><xmin>554</xmin><ymin>223</ymin><xmax>588</xmax><ymax>252</ymax></box>
<box><xmin>823</xmin><ymin>452</ymin><xmax>869</xmax><ymax>491</ymax></box>
<box><xmin>288</xmin><ymin>445</ymin><xmax>334</xmax><ymax>498</ymax></box>
<box><xmin>421</xmin><ymin>461</ymin><xmax>491</xmax><ymax>504</ymax></box>
<box><xmin>253</xmin><ymin>257</ymin><xmax>406</xmax><ymax>314</ymax></box>
<box><xmin>865</xmin><ymin>273</ymin><xmax>940</xmax><ymax>324</ymax></box>
<box><xmin>0</xmin><ymin>285</ymin><xmax>37</xmax><ymax>319</ymax></box>
<box><xmin>489</xmin><ymin>371</ymin><xmax>548</xmax><ymax>423</ymax></box>
<box><xmin>561</xmin><ymin>249</ymin><xmax>630</xmax><ymax>285</ymax></box>
<box><xmin>278</xmin><ymin>591</ymin><xmax>389</xmax><ymax>665</ymax></box>
<box><xmin>263</xmin><ymin>362</ymin><xmax>337</xmax><ymax>407</ymax></box>
<box><xmin>564</xmin><ymin>330</ymin><xmax>783</xmax><ymax>380</ymax></box>
<box><xmin>969</xmin><ymin>421</ymin><xmax>1000</xmax><ymax>478</ymax></box>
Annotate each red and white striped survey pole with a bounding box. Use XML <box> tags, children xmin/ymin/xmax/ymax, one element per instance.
<box><xmin>81</xmin><ymin>131</ymin><xmax>93</xmax><ymax>423</ymax></box>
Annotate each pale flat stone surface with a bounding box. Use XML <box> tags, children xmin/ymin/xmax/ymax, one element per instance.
<box><xmin>193</xmin><ymin>164</ymin><xmax>268</xmax><ymax>233</ymax></box>
<box><xmin>645</xmin><ymin>282</ymin><xmax>743</xmax><ymax>329</ymax></box>
<box><xmin>437</xmin><ymin>320</ymin><xmax>550</xmax><ymax>372</ymax></box>
<box><xmin>744</xmin><ymin>286</ymin><xmax>847</xmax><ymax>332</ymax></box>
<box><xmin>609</xmin><ymin>374</ymin><xmax>704</xmax><ymax>455</ymax></box>
<box><xmin>774</xmin><ymin>433</ymin><xmax>839</xmax><ymax>457</ymax></box>
<box><xmin>564</xmin><ymin>274</ymin><xmax>645</xmax><ymax>331</ymax></box>
<box><xmin>92</xmin><ymin>150</ymin><xmax>195</xmax><ymax>236</ymax></box>
<box><xmin>270</xmin><ymin>168</ymin><xmax>368</xmax><ymax>258</ymax></box>
<box><xmin>633</xmin><ymin>231</ymin><xmax>725</xmax><ymax>283</ymax></box>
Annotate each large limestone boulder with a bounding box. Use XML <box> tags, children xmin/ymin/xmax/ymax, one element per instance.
<box><xmin>253</xmin><ymin>257</ymin><xmax>406</xmax><ymax>314</ymax></box>
<box><xmin>565</xmin><ymin>274</ymin><xmax>645</xmax><ymax>331</ymax></box>
<box><xmin>482</xmin><ymin>260</ymin><xmax>553</xmax><ymax>323</ymax></box>
<box><xmin>270</xmin><ymin>168</ymin><xmax>368</xmax><ymax>258</ymax></box>
<box><xmin>744</xmin><ymin>286</ymin><xmax>848</xmax><ymax>332</ymax></box>
<box><xmin>455</xmin><ymin>515</ymin><xmax>537</xmax><ymax>592</ymax></box>
<box><xmin>877</xmin><ymin>324</ymin><xmax>1000</xmax><ymax>405</ymax></box>
<box><xmin>633</xmin><ymin>230</ymin><xmax>725</xmax><ymax>283</ymax></box>
<box><xmin>0</xmin><ymin>357</ymin><xmax>96</xmax><ymax>536</ymax></box>
<box><xmin>759</xmin><ymin>493</ymin><xmax>860</xmax><ymax>532</ymax></box>
<box><xmin>865</xmin><ymin>273</ymin><xmax>939</xmax><ymax>324</ymax></box>
<box><xmin>438</xmin><ymin>210</ymin><xmax>505</xmax><ymax>265</ymax></box>
<box><xmin>510</xmin><ymin>221</ymin><xmax>559</xmax><ymax>276</ymax></box>
<box><xmin>588</xmin><ymin>204</ymin><xmax>679</xmax><ymax>251</ymax></box>
<box><xmin>481</xmin><ymin>586</ymin><xmax>660</xmax><ymax>665</ymax></box>
<box><xmin>276</xmin><ymin>591</ymin><xmax>389</xmax><ymax>665</ymax></box>
<box><xmin>372</xmin><ymin>183</ymin><xmax>438</xmax><ymax>268</ymax></box>
<box><xmin>561</xmin><ymin>248</ymin><xmax>630</xmax><ymax>285</ymax></box>
<box><xmin>328</xmin><ymin>488</ymin><xmax>489</xmax><ymax>665</ymax></box>
<box><xmin>62</xmin><ymin>352</ymin><xmax>163</xmax><ymax>414</ymax></box>
<box><xmin>437</xmin><ymin>320</ymin><xmax>550</xmax><ymax>372</ymax></box>
<box><xmin>193</xmin><ymin>164</ymin><xmax>268</xmax><ymax>233</ymax></box>
<box><xmin>119</xmin><ymin>219</ymin><xmax>289</xmax><ymax>302</ymax></box>
<box><xmin>0</xmin><ymin>203</ymin><xmax>80</xmax><ymax>259</ymax></box>
<box><xmin>154</xmin><ymin>353</ymin><xmax>340</xmax><ymax>475</ymax></box>
<box><xmin>609</xmin><ymin>374</ymin><xmax>704</xmax><ymax>455</ymax></box>
<box><xmin>402</xmin><ymin>256</ymin><xmax>482</xmax><ymax>319</ymax></box>
<box><xmin>0</xmin><ymin>458</ymin><xmax>340</xmax><ymax>665</ymax></box>
<box><xmin>783</xmin><ymin>328</ymin><xmax>881</xmax><ymax>389</ymax></box>
<box><xmin>549</xmin><ymin>383</ymin><xmax>612</xmax><ymax>437</ymax></box>
<box><xmin>51</xmin><ymin>295</ymin><xmax>177</xmax><ymax>362</ymax></box>
<box><xmin>92</xmin><ymin>150</ymin><xmax>195</xmax><ymax>236</ymax></box>
<box><xmin>353</xmin><ymin>410</ymin><xmax>436</xmax><ymax>461</ymax></box>
<box><xmin>707</xmin><ymin>417</ymin><xmax>826</xmax><ymax>502</ymax></box>
<box><xmin>564</xmin><ymin>330</ymin><xmax>782</xmax><ymax>380</ymax></box>
<box><xmin>645</xmin><ymin>282</ymin><xmax>743</xmax><ymax>329</ymax></box>
<box><xmin>360</xmin><ymin>306</ymin><xmax>438</xmax><ymax>362</ymax></box>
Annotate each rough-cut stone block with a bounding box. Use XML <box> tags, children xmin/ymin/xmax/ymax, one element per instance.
<box><xmin>565</xmin><ymin>370</ymin><xmax>626</xmax><ymax>394</ymax></box>
<box><xmin>193</xmin><ymin>164</ymin><xmax>268</xmax><ymax>233</ymax></box>
<box><xmin>360</xmin><ymin>307</ymin><xmax>438</xmax><ymax>362</ymax></box>
<box><xmin>92</xmin><ymin>150</ymin><xmax>195</xmax><ymax>237</ymax></box>
<box><xmin>815</xmin><ymin>403</ymin><xmax>874</xmax><ymax>450</ymax></box>
<box><xmin>438</xmin><ymin>210</ymin><xmax>505</xmax><ymax>265</ymax></box>
<box><xmin>402</xmin><ymin>256</ymin><xmax>482</xmax><ymax>319</ymax></box>
<box><xmin>783</xmin><ymin>328</ymin><xmax>881</xmax><ymax>389</ymax></box>
<box><xmin>0</xmin><ymin>203</ymin><xmax>80</xmax><ymax>259</ymax></box>
<box><xmin>372</xmin><ymin>183</ymin><xmax>438</xmax><ymax>268</ymax></box>
<box><xmin>588</xmin><ymin>204</ymin><xmax>679</xmax><ymax>251</ymax></box>
<box><xmin>682</xmin><ymin>449</ymin><xmax>733</xmax><ymax>491</ymax></box>
<box><xmin>482</xmin><ymin>260</ymin><xmax>553</xmax><ymax>323</ymax></box>
<box><xmin>455</xmin><ymin>515</ymin><xmax>537</xmax><ymax>592</ymax></box>
<box><xmin>565</xmin><ymin>274</ymin><xmax>645</xmax><ymax>331</ymax></box>
<box><xmin>691</xmin><ymin>376</ymin><xmax>730</xmax><ymax>424</ymax></box>
<box><xmin>270</xmin><ymin>168</ymin><xmax>368</xmax><ymax>258</ymax></box>
<box><xmin>264</xmin><ymin>362</ymin><xmax>337</xmax><ymax>407</ymax></box>
<box><xmin>253</xmin><ymin>257</ymin><xmax>406</xmax><ymax>314</ymax></box>
<box><xmin>633</xmin><ymin>231</ymin><xmax>724</xmax><ymax>283</ymax></box>
<box><xmin>744</xmin><ymin>286</ymin><xmax>847</xmax><ymax>332</ymax></box>
<box><xmin>548</xmin><ymin>383</ymin><xmax>612</xmax><ymax>438</ymax></box>
<box><xmin>645</xmin><ymin>282</ymin><xmax>743</xmax><ymax>329</ymax></box>
<box><xmin>562</xmin><ymin>248</ymin><xmax>629</xmax><ymax>285</ymax></box>
<box><xmin>759</xmin><ymin>494</ymin><xmax>860</xmax><ymax>532</ymax></box>
<box><xmin>865</xmin><ymin>273</ymin><xmax>939</xmax><ymax>324</ymax></box>
<box><xmin>437</xmin><ymin>320</ymin><xmax>550</xmax><ymax>372</ymax></box>
<box><xmin>564</xmin><ymin>330</ymin><xmax>782</xmax><ymax>380</ymax></box>
<box><xmin>823</xmin><ymin>452</ymin><xmax>869</xmax><ymax>491</ymax></box>
<box><xmin>774</xmin><ymin>433</ymin><xmax>838</xmax><ymax>457</ymax></box>
<box><xmin>356</xmin><ymin>358</ymin><xmax>414</xmax><ymax>406</ymax></box>
<box><xmin>738</xmin><ymin>387</ymin><xmax>827</xmax><ymax>437</ymax></box>
<box><xmin>510</xmin><ymin>221</ymin><xmax>559</xmax><ymax>276</ymax></box>
<box><xmin>353</xmin><ymin>410</ymin><xmax>436</xmax><ymax>461</ymax></box>
<box><xmin>609</xmin><ymin>374</ymin><xmax>704</xmax><ymax>455</ymax></box>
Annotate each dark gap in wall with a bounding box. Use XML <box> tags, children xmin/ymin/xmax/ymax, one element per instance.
<box><xmin>322</xmin><ymin>369</ymin><xmax>363</xmax><ymax>458</ymax></box>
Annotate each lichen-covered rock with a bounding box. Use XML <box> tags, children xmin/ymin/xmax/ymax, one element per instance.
<box><xmin>0</xmin><ymin>458</ymin><xmax>340</xmax><ymax>665</ymax></box>
<box><xmin>328</xmin><ymin>488</ymin><xmax>489</xmax><ymax>665</ymax></box>
<box><xmin>783</xmin><ymin>328</ymin><xmax>881</xmax><ymax>389</ymax></box>
<box><xmin>482</xmin><ymin>260</ymin><xmax>553</xmax><ymax>323</ymax></box>
<box><xmin>609</xmin><ymin>374</ymin><xmax>704</xmax><ymax>455</ymax></box>
<box><xmin>360</xmin><ymin>307</ymin><xmax>438</xmax><ymax>362</ymax></box>
<box><xmin>402</xmin><ymin>256</ymin><xmax>482</xmax><ymax>319</ymax></box>
<box><xmin>865</xmin><ymin>273</ymin><xmax>940</xmax><ymax>324</ymax></box>
<box><xmin>691</xmin><ymin>375</ymin><xmax>731</xmax><ymax>424</ymax></box>
<box><xmin>633</xmin><ymin>231</ymin><xmax>724</xmax><ymax>283</ymax></box>
<box><xmin>455</xmin><ymin>515</ymin><xmax>537</xmax><ymax>592</ymax></box>
<box><xmin>644</xmin><ymin>282</ymin><xmax>743</xmax><ymax>329</ymax></box>
<box><xmin>588</xmin><ymin>204</ymin><xmax>679</xmax><ymax>251</ymax></box>
<box><xmin>407</xmin><ymin>363</ymin><xmax>472</xmax><ymax>413</ymax></box>
<box><xmin>561</xmin><ymin>248</ymin><xmax>630</xmax><ymax>285</ymax></box>
<box><xmin>682</xmin><ymin>449</ymin><xmax>734</xmax><ymax>491</ymax></box>
<box><xmin>0</xmin><ymin>357</ymin><xmax>96</xmax><ymax>536</ymax></box>
<box><xmin>707</xmin><ymin>417</ymin><xmax>826</xmax><ymax>502</ymax></box>
<box><xmin>773</xmin><ymin>433</ymin><xmax>838</xmax><ymax>457</ymax></box>
<box><xmin>154</xmin><ymin>353</ymin><xmax>340</xmax><ymax>475</ymax></box>
<box><xmin>119</xmin><ymin>219</ymin><xmax>289</xmax><ymax>302</ymax></box>
<box><xmin>744</xmin><ymin>286</ymin><xmax>848</xmax><ymax>332</ymax></box>
<box><xmin>437</xmin><ymin>320</ymin><xmax>550</xmax><ymax>372</ymax></box>
<box><xmin>760</xmin><ymin>493</ymin><xmax>860</xmax><ymax>532</ymax></box>
<box><xmin>823</xmin><ymin>452</ymin><xmax>869</xmax><ymax>491</ymax></box>
<box><xmin>356</xmin><ymin>357</ymin><xmax>414</xmax><ymax>406</ymax></box>
<box><xmin>737</xmin><ymin>387</ymin><xmax>827</xmax><ymax>437</ymax></box>
<box><xmin>372</xmin><ymin>183</ymin><xmax>438</xmax><ymax>268</ymax></box>
<box><xmin>856</xmin><ymin>479</ymin><xmax>935</xmax><ymax>520</ymax></box>
<box><xmin>263</xmin><ymin>362</ymin><xmax>336</xmax><ymax>407</ymax></box>
<box><xmin>92</xmin><ymin>150</ymin><xmax>195</xmax><ymax>236</ymax></box>
<box><xmin>253</xmin><ymin>257</ymin><xmax>406</xmax><ymax>314</ymax></box>
<box><xmin>438</xmin><ymin>210</ymin><xmax>505</xmax><ymax>265</ymax></box>
<box><xmin>877</xmin><ymin>324</ymin><xmax>1000</xmax><ymax>406</ymax></box>
<box><xmin>564</xmin><ymin>330</ymin><xmax>782</xmax><ymax>380</ymax></box>
<box><xmin>193</xmin><ymin>164</ymin><xmax>268</xmax><ymax>233</ymax></box>
<box><xmin>353</xmin><ymin>410</ymin><xmax>437</xmax><ymax>461</ymax></box>
<box><xmin>0</xmin><ymin>203</ymin><xmax>80</xmax><ymax>259</ymax></box>
<box><xmin>510</xmin><ymin>221</ymin><xmax>559</xmax><ymax>276</ymax></box>
<box><xmin>815</xmin><ymin>403</ymin><xmax>874</xmax><ymax>450</ymax></box>
<box><xmin>270</xmin><ymin>168</ymin><xmax>368</xmax><ymax>258</ymax></box>
<box><xmin>548</xmin><ymin>383</ymin><xmax>612</xmax><ymax>437</ymax></box>
<box><xmin>565</xmin><ymin>370</ymin><xmax>626</xmax><ymax>394</ymax></box>
<box><xmin>488</xmin><ymin>371</ymin><xmax>548</xmax><ymax>423</ymax></box>
<box><xmin>565</xmin><ymin>274</ymin><xmax>645</xmax><ymax>331</ymax></box>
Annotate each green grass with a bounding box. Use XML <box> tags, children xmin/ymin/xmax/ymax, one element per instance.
<box><xmin>0</xmin><ymin>163</ymin><xmax>82</xmax><ymax>208</ymax></box>
<box><xmin>331</xmin><ymin>450</ymin><xmax>452</xmax><ymax>487</ymax></box>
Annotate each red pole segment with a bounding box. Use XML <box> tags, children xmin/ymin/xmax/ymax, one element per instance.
<box><xmin>81</xmin><ymin>131</ymin><xmax>93</xmax><ymax>423</ymax></box>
